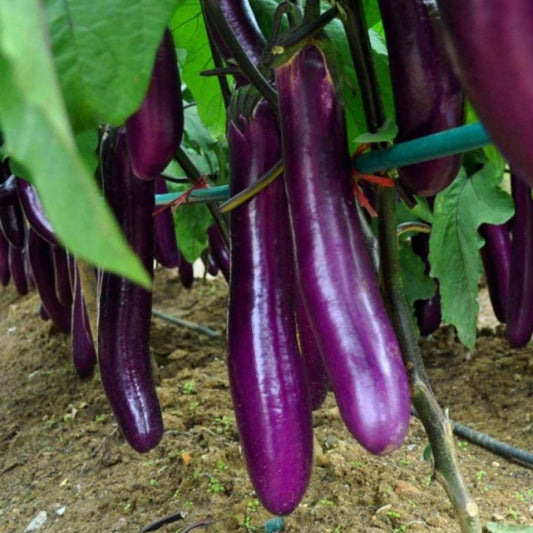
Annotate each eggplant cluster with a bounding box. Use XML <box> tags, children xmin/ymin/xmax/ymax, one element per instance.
<box><xmin>0</xmin><ymin>161</ymin><xmax>98</xmax><ymax>379</ymax></box>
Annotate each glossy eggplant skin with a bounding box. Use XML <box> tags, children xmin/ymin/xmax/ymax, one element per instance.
<box><xmin>154</xmin><ymin>178</ymin><xmax>181</xmax><ymax>268</ymax></box>
<box><xmin>203</xmin><ymin>0</ymin><xmax>266</xmax><ymax>86</ymax></box>
<box><xmin>0</xmin><ymin>230</ymin><xmax>10</xmax><ymax>287</ymax></box>
<box><xmin>227</xmin><ymin>92</ymin><xmax>313</xmax><ymax>515</ymax></box>
<box><xmin>505</xmin><ymin>175</ymin><xmax>533</xmax><ymax>347</ymax></box>
<box><xmin>437</xmin><ymin>1</ymin><xmax>533</xmax><ymax>187</ymax></box>
<box><xmin>378</xmin><ymin>0</ymin><xmax>464</xmax><ymax>196</ymax></box>
<box><xmin>8</xmin><ymin>245</ymin><xmax>28</xmax><ymax>296</ymax></box>
<box><xmin>207</xmin><ymin>224</ymin><xmax>230</xmax><ymax>282</ymax></box>
<box><xmin>15</xmin><ymin>178</ymin><xmax>58</xmax><ymax>246</ymax></box>
<box><xmin>126</xmin><ymin>29</ymin><xmax>183</xmax><ymax>180</ymax></box>
<box><xmin>27</xmin><ymin>228</ymin><xmax>71</xmax><ymax>333</ymax></box>
<box><xmin>98</xmin><ymin>128</ymin><xmax>163</xmax><ymax>453</ymax></box>
<box><xmin>71</xmin><ymin>265</ymin><xmax>97</xmax><ymax>379</ymax></box>
<box><xmin>479</xmin><ymin>223</ymin><xmax>511</xmax><ymax>324</ymax></box>
<box><xmin>276</xmin><ymin>43</ymin><xmax>410</xmax><ymax>455</ymax></box>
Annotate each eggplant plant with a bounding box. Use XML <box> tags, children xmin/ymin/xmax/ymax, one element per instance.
<box><xmin>0</xmin><ymin>0</ymin><xmax>527</xmax><ymax>531</ymax></box>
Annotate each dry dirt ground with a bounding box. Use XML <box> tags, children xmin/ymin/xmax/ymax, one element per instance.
<box><xmin>1</xmin><ymin>269</ymin><xmax>533</xmax><ymax>533</ymax></box>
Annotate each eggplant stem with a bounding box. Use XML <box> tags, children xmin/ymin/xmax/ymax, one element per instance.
<box><xmin>200</xmin><ymin>0</ymin><xmax>233</xmax><ymax>109</ymax></box>
<box><xmin>219</xmin><ymin>159</ymin><xmax>283</xmax><ymax>213</ymax></box>
<box><xmin>341</xmin><ymin>0</ymin><xmax>481</xmax><ymax>530</ymax></box>
<box><xmin>396</xmin><ymin>221</ymin><xmax>431</xmax><ymax>237</ymax></box>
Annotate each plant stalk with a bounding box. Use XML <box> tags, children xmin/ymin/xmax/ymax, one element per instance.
<box><xmin>175</xmin><ymin>147</ymin><xmax>229</xmax><ymax>248</ymax></box>
<box><xmin>377</xmin><ymin>187</ymin><xmax>480</xmax><ymax>533</ymax></box>
<box><xmin>342</xmin><ymin>0</ymin><xmax>481</xmax><ymax>530</ymax></box>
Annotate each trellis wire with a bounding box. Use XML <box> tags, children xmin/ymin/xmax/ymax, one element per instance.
<box><xmin>155</xmin><ymin>122</ymin><xmax>491</xmax><ymax>206</ymax></box>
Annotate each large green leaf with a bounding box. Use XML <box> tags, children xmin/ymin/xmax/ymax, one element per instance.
<box><xmin>429</xmin><ymin>164</ymin><xmax>514</xmax><ymax>348</ymax></box>
<box><xmin>0</xmin><ymin>0</ymin><xmax>150</xmax><ymax>287</ymax></box>
<box><xmin>175</xmin><ymin>204</ymin><xmax>212</xmax><ymax>262</ymax></box>
<box><xmin>45</xmin><ymin>0</ymin><xmax>177</xmax><ymax>132</ymax></box>
<box><xmin>172</xmin><ymin>0</ymin><xmax>226</xmax><ymax>138</ymax></box>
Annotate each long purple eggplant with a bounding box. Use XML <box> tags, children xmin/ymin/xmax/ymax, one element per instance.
<box><xmin>437</xmin><ymin>1</ymin><xmax>533</xmax><ymax>187</ymax></box>
<box><xmin>15</xmin><ymin>178</ymin><xmax>58</xmax><ymax>246</ymax></box>
<box><xmin>202</xmin><ymin>0</ymin><xmax>266</xmax><ymax>86</ymax></box>
<box><xmin>378</xmin><ymin>0</ymin><xmax>464</xmax><ymax>196</ymax></box>
<box><xmin>0</xmin><ymin>175</ymin><xmax>26</xmax><ymax>249</ymax></box>
<box><xmin>505</xmin><ymin>175</ymin><xmax>533</xmax><ymax>347</ymax></box>
<box><xmin>52</xmin><ymin>245</ymin><xmax>73</xmax><ymax>307</ymax></box>
<box><xmin>227</xmin><ymin>90</ymin><xmax>313</xmax><ymax>515</ymax></box>
<box><xmin>178</xmin><ymin>254</ymin><xmax>194</xmax><ymax>289</ymax></box>
<box><xmin>154</xmin><ymin>177</ymin><xmax>181</xmax><ymax>268</ymax></box>
<box><xmin>8</xmin><ymin>245</ymin><xmax>28</xmax><ymax>296</ymax></box>
<box><xmin>295</xmin><ymin>295</ymin><xmax>329</xmax><ymax>411</ymax></box>
<box><xmin>98</xmin><ymin>128</ymin><xmax>163</xmax><ymax>453</ymax></box>
<box><xmin>27</xmin><ymin>228</ymin><xmax>71</xmax><ymax>333</ymax></box>
<box><xmin>0</xmin><ymin>230</ymin><xmax>10</xmax><ymax>287</ymax></box>
<box><xmin>479</xmin><ymin>223</ymin><xmax>511</xmax><ymax>324</ymax></box>
<box><xmin>276</xmin><ymin>43</ymin><xmax>410</xmax><ymax>455</ymax></box>
<box><xmin>207</xmin><ymin>224</ymin><xmax>230</xmax><ymax>282</ymax></box>
<box><xmin>126</xmin><ymin>29</ymin><xmax>183</xmax><ymax>180</ymax></box>
<box><xmin>411</xmin><ymin>233</ymin><xmax>441</xmax><ymax>336</ymax></box>
<box><xmin>71</xmin><ymin>265</ymin><xmax>97</xmax><ymax>379</ymax></box>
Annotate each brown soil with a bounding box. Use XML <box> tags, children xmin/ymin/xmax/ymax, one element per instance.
<box><xmin>1</xmin><ymin>269</ymin><xmax>533</xmax><ymax>533</ymax></box>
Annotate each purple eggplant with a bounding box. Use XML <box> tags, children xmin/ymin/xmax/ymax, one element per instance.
<box><xmin>178</xmin><ymin>254</ymin><xmax>194</xmax><ymax>289</ymax></box>
<box><xmin>71</xmin><ymin>265</ymin><xmax>97</xmax><ymax>379</ymax></box>
<box><xmin>52</xmin><ymin>245</ymin><xmax>73</xmax><ymax>307</ymax></box>
<box><xmin>207</xmin><ymin>224</ymin><xmax>230</xmax><ymax>282</ymax></box>
<box><xmin>276</xmin><ymin>43</ymin><xmax>410</xmax><ymax>455</ymax></box>
<box><xmin>505</xmin><ymin>175</ymin><xmax>533</xmax><ymax>347</ymax></box>
<box><xmin>0</xmin><ymin>230</ymin><xmax>10</xmax><ymax>287</ymax></box>
<box><xmin>126</xmin><ymin>29</ymin><xmax>183</xmax><ymax>180</ymax></box>
<box><xmin>378</xmin><ymin>0</ymin><xmax>464</xmax><ymax>196</ymax></box>
<box><xmin>154</xmin><ymin>178</ymin><xmax>181</xmax><ymax>268</ymax></box>
<box><xmin>205</xmin><ymin>251</ymin><xmax>219</xmax><ymax>276</ymax></box>
<box><xmin>98</xmin><ymin>128</ymin><xmax>163</xmax><ymax>452</ymax></box>
<box><xmin>437</xmin><ymin>0</ymin><xmax>533</xmax><ymax>187</ymax></box>
<box><xmin>0</xmin><ymin>176</ymin><xmax>26</xmax><ymax>249</ymax></box>
<box><xmin>411</xmin><ymin>232</ymin><xmax>441</xmax><ymax>336</ymax></box>
<box><xmin>294</xmin><ymin>295</ymin><xmax>329</xmax><ymax>411</ymax></box>
<box><xmin>27</xmin><ymin>228</ymin><xmax>71</xmax><ymax>333</ymax></box>
<box><xmin>202</xmin><ymin>0</ymin><xmax>266</xmax><ymax>87</ymax></box>
<box><xmin>227</xmin><ymin>91</ymin><xmax>313</xmax><ymax>515</ymax></box>
<box><xmin>8</xmin><ymin>245</ymin><xmax>28</xmax><ymax>296</ymax></box>
<box><xmin>479</xmin><ymin>223</ymin><xmax>511</xmax><ymax>324</ymax></box>
<box><xmin>15</xmin><ymin>178</ymin><xmax>58</xmax><ymax>246</ymax></box>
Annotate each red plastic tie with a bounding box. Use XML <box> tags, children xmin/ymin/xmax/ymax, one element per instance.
<box><xmin>153</xmin><ymin>177</ymin><xmax>209</xmax><ymax>217</ymax></box>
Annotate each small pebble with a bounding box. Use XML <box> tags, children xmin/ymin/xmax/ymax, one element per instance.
<box><xmin>264</xmin><ymin>516</ymin><xmax>285</xmax><ymax>532</ymax></box>
<box><xmin>24</xmin><ymin>511</ymin><xmax>47</xmax><ymax>532</ymax></box>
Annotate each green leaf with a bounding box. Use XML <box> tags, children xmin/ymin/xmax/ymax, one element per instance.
<box><xmin>172</xmin><ymin>0</ymin><xmax>226</xmax><ymax>137</ymax></box>
<box><xmin>45</xmin><ymin>0</ymin><xmax>177</xmax><ymax>132</ymax></box>
<box><xmin>175</xmin><ymin>204</ymin><xmax>212</xmax><ymax>262</ymax></box>
<box><xmin>399</xmin><ymin>243</ymin><xmax>436</xmax><ymax>312</ymax></box>
<box><xmin>429</xmin><ymin>164</ymin><xmax>514</xmax><ymax>348</ymax></box>
<box><xmin>0</xmin><ymin>0</ymin><xmax>150</xmax><ymax>287</ymax></box>
<box><xmin>355</xmin><ymin>119</ymin><xmax>397</xmax><ymax>143</ymax></box>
